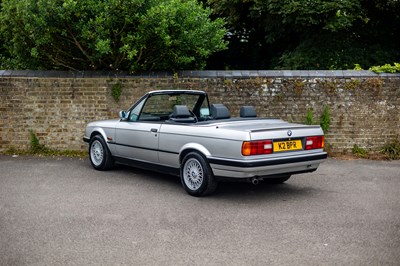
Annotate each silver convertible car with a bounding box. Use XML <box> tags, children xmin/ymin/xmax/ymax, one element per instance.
<box><xmin>83</xmin><ymin>90</ymin><xmax>327</xmax><ymax>196</ymax></box>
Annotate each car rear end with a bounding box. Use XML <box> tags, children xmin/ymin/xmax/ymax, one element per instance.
<box><xmin>207</xmin><ymin>121</ymin><xmax>327</xmax><ymax>182</ymax></box>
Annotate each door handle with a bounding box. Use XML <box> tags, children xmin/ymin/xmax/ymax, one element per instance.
<box><xmin>151</xmin><ymin>128</ymin><xmax>158</xmax><ymax>133</ymax></box>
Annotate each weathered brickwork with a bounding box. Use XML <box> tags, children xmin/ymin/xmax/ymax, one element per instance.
<box><xmin>0</xmin><ymin>71</ymin><xmax>399</xmax><ymax>154</ymax></box>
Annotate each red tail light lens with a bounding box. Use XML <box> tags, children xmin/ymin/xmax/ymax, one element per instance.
<box><xmin>305</xmin><ymin>136</ymin><xmax>325</xmax><ymax>150</ymax></box>
<box><xmin>242</xmin><ymin>140</ymin><xmax>273</xmax><ymax>156</ymax></box>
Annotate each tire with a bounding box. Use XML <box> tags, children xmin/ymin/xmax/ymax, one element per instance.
<box><xmin>266</xmin><ymin>175</ymin><xmax>291</xmax><ymax>184</ymax></box>
<box><xmin>180</xmin><ymin>152</ymin><xmax>218</xmax><ymax>196</ymax></box>
<box><xmin>89</xmin><ymin>135</ymin><xmax>114</xmax><ymax>170</ymax></box>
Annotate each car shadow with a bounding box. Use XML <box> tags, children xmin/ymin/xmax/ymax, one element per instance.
<box><xmin>212</xmin><ymin>181</ymin><xmax>319</xmax><ymax>201</ymax></box>
<box><xmin>112</xmin><ymin>163</ymin><xmax>182</xmax><ymax>185</ymax></box>
<box><xmin>106</xmin><ymin>162</ymin><xmax>320</xmax><ymax>201</ymax></box>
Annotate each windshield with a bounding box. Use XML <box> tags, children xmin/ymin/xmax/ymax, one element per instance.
<box><xmin>129</xmin><ymin>92</ymin><xmax>209</xmax><ymax>122</ymax></box>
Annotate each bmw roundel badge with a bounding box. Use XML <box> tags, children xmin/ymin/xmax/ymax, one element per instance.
<box><xmin>287</xmin><ymin>130</ymin><xmax>292</xmax><ymax>137</ymax></box>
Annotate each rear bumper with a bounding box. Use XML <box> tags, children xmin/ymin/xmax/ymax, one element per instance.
<box><xmin>208</xmin><ymin>152</ymin><xmax>327</xmax><ymax>180</ymax></box>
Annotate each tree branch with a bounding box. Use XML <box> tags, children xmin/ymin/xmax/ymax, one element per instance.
<box><xmin>67</xmin><ymin>26</ymin><xmax>95</xmax><ymax>67</ymax></box>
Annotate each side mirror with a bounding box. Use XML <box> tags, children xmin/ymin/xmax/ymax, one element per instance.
<box><xmin>119</xmin><ymin>110</ymin><xmax>128</xmax><ymax>120</ymax></box>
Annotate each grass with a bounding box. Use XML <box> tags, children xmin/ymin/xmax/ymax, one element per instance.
<box><xmin>352</xmin><ymin>144</ymin><xmax>368</xmax><ymax>158</ymax></box>
<box><xmin>3</xmin><ymin>130</ymin><xmax>87</xmax><ymax>158</ymax></box>
<box><xmin>381</xmin><ymin>139</ymin><xmax>400</xmax><ymax>160</ymax></box>
<box><xmin>3</xmin><ymin>147</ymin><xmax>87</xmax><ymax>158</ymax></box>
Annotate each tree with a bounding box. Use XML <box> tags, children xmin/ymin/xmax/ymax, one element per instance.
<box><xmin>274</xmin><ymin>0</ymin><xmax>400</xmax><ymax>69</ymax></box>
<box><xmin>0</xmin><ymin>0</ymin><xmax>227</xmax><ymax>71</ymax></box>
<box><xmin>0</xmin><ymin>0</ymin><xmax>8</xmax><ymax>69</ymax></box>
<box><xmin>206</xmin><ymin>0</ymin><xmax>400</xmax><ymax>70</ymax></box>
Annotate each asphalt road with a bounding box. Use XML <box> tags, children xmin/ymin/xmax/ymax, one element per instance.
<box><xmin>0</xmin><ymin>156</ymin><xmax>399</xmax><ymax>266</ymax></box>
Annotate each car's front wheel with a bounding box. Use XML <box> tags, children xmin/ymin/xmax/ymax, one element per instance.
<box><xmin>89</xmin><ymin>135</ymin><xmax>114</xmax><ymax>170</ymax></box>
<box><xmin>180</xmin><ymin>152</ymin><xmax>218</xmax><ymax>196</ymax></box>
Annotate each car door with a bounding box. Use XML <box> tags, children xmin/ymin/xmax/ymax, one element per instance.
<box><xmin>114</xmin><ymin>93</ymin><xmax>171</xmax><ymax>163</ymax></box>
<box><xmin>114</xmin><ymin>120</ymin><xmax>161</xmax><ymax>163</ymax></box>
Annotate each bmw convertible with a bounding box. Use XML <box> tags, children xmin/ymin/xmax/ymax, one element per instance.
<box><xmin>83</xmin><ymin>90</ymin><xmax>327</xmax><ymax>196</ymax></box>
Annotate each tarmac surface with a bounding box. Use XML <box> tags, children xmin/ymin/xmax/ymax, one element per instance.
<box><xmin>0</xmin><ymin>156</ymin><xmax>399</xmax><ymax>265</ymax></box>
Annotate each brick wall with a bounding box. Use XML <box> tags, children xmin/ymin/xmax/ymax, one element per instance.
<box><xmin>0</xmin><ymin>70</ymin><xmax>399</xmax><ymax>154</ymax></box>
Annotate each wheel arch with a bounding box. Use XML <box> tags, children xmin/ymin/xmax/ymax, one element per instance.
<box><xmin>89</xmin><ymin>128</ymin><xmax>109</xmax><ymax>146</ymax></box>
<box><xmin>179</xmin><ymin>143</ymin><xmax>211</xmax><ymax>164</ymax></box>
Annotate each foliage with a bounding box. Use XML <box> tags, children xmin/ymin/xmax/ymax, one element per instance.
<box><xmin>381</xmin><ymin>139</ymin><xmax>400</xmax><ymax>160</ymax></box>
<box><xmin>0</xmin><ymin>0</ymin><xmax>227</xmax><ymax>71</ymax></box>
<box><xmin>320</xmin><ymin>106</ymin><xmax>331</xmax><ymax>134</ymax></box>
<box><xmin>206</xmin><ymin>0</ymin><xmax>400</xmax><ymax>70</ymax></box>
<box><xmin>111</xmin><ymin>81</ymin><xmax>122</xmax><ymax>102</ymax></box>
<box><xmin>369</xmin><ymin>63</ymin><xmax>400</xmax><ymax>73</ymax></box>
<box><xmin>276</xmin><ymin>35</ymin><xmax>398</xmax><ymax>70</ymax></box>
<box><xmin>29</xmin><ymin>130</ymin><xmax>48</xmax><ymax>154</ymax></box>
<box><xmin>304</xmin><ymin>106</ymin><xmax>329</xmax><ymax>132</ymax></box>
<box><xmin>353</xmin><ymin>64</ymin><xmax>363</xmax><ymax>70</ymax></box>
<box><xmin>352</xmin><ymin>144</ymin><xmax>368</xmax><ymax>158</ymax></box>
<box><xmin>305</xmin><ymin>109</ymin><xmax>314</xmax><ymax>125</ymax></box>
<box><xmin>2</xmin><ymin>0</ymin><xmax>399</xmax><ymax>70</ymax></box>
<box><xmin>4</xmin><ymin>146</ymin><xmax>87</xmax><ymax>157</ymax></box>
<box><xmin>5</xmin><ymin>130</ymin><xmax>87</xmax><ymax>157</ymax></box>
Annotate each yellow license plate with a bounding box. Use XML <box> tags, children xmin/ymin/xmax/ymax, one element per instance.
<box><xmin>273</xmin><ymin>140</ymin><xmax>302</xmax><ymax>152</ymax></box>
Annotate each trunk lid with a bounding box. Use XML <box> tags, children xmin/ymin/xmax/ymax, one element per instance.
<box><xmin>213</xmin><ymin>119</ymin><xmax>324</xmax><ymax>154</ymax></box>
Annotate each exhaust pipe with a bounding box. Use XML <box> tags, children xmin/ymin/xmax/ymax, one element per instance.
<box><xmin>251</xmin><ymin>178</ymin><xmax>259</xmax><ymax>185</ymax></box>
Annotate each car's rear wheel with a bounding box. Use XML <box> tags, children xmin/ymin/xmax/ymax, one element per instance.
<box><xmin>180</xmin><ymin>152</ymin><xmax>218</xmax><ymax>196</ymax></box>
<box><xmin>266</xmin><ymin>175</ymin><xmax>291</xmax><ymax>184</ymax></box>
<box><xmin>89</xmin><ymin>135</ymin><xmax>114</xmax><ymax>170</ymax></box>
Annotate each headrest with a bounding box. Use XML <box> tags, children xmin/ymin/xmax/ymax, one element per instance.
<box><xmin>240</xmin><ymin>106</ymin><xmax>257</xmax><ymax>117</ymax></box>
<box><xmin>172</xmin><ymin>105</ymin><xmax>191</xmax><ymax>118</ymax></box>
<box><xmin>211</xmin><ymin>104</ymin><xmax>230</xmax><ymax>119</ymax></box>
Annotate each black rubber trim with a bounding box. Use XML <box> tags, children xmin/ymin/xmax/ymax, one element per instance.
<box><xmin>83</xmin><ymin>137</ymin><xmax>90</xmax><ymax>143</ymax></box>
<box><xmin>215</xmin><ymin>168</ymin><xmax>317</xmax><ymax>182</ymax></box>
<box><xmin>111</xmin><ymin>142</ymin><xmax>179</xmax><ymax>155</ymax></box>
<box><xmin>113</xmin><ymin>156</ymin><xmax>180</xmax><ymax>176</ymax></box>
<box><xmin>208</xmin><ymin>153</ymin><xmax>327</xmax><ymax>168</ymax></box>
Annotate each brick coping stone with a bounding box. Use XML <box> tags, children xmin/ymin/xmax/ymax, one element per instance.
<box><xmin>1</xmin><ymin>70</ymin><xmax>399</xmax><ymax>79</ymax></box>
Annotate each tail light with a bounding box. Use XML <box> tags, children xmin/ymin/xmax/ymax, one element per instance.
<box><xmin>242</xmin><ymin>140</ymin><xmax>273</xmax><ymax>156</ymax></box>
<box><xmin>305</xmin><ymin>136</ymin><xmax>325</xmax><ymax>150</ymax></box>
